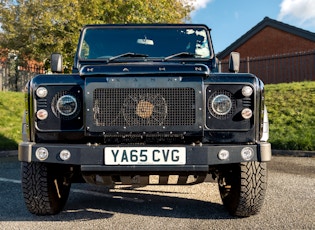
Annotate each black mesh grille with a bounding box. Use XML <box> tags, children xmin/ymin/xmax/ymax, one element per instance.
<box><xmin>93</xmin><ymin>88</ymin><xmax>195</xmax><ymax>126</ymax></box>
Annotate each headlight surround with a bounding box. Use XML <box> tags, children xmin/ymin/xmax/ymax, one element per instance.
<box><xmin>35</xmin><ymin>85</ymin><xmax>83</xmax><ymax>131</ymax></box>
<box><xmin>206</xmin><ymin>84</ymin><xmax>254</xmax><ymax>133</ymax></box>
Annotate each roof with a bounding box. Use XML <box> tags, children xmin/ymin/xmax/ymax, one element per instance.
<box><xmin>216</xmin><ymin>17</ymin><xmax>315</xmax><ymax>59</ymax></box>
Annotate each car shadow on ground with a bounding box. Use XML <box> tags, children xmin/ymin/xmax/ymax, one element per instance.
<box><xmin>1</xmin><ymin>182</ymin><xmax>234</xmax><ymax>222</ymax></box>
<box><xmin>65</xmin><ymin>185</ymin><xmax>232</xmax><ymax>221</ymax></box>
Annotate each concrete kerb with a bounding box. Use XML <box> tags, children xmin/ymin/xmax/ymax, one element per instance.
<box><xmin>272</xmin><ymin>149</ymin><xmax>315</xmax><ymax>158</ymax></box>
<box><xmin>0</xmin><ymin>150</ymin><xmax>18</xmax><ymax>158</ymax></box>
<box><xmin>1</xmin><ymin>149</ymin><xmax>314</xmax><ymax>158</ymax></box>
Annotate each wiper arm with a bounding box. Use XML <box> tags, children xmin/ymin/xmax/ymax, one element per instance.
<box><xmin>163</xmin><ymin>52</ymin><xmax>200</xmax><ymax>61</ymax></box>
<box><xmin>107</xmin><ymin>52</ymin><xmax>148</xmax><ymax>63</ymax></box>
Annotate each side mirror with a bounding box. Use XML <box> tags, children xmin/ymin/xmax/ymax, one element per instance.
<box><xmin>51</xmin><ymin>53</ymin><xmax>63</xmax><ymax>73</ymax></box>
<box><xmin>229</xmin><ymin>52</ymin><xmax>240</xmax><ymax>73</ymax></box>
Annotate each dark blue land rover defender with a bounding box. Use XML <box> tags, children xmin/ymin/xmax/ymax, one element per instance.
<box><xmin>19</xmin><ymin>24</ymin><xmax>271</xmax><ymax>217</ymax></box>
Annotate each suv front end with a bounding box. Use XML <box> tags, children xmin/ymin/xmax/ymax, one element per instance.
<box><xmin>19</xmin><ymin>24</ymin><xmax>271</xmax><ymax>217</ymax></box>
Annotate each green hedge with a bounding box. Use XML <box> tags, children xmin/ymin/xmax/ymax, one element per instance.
<box><xmin>265</xmin><ymin>81</ymin><xmax>315</xmax><ymax>151</ymax></box>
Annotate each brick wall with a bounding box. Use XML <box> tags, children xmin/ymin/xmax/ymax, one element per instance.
<box><xmin>220</xmin><ymin>26</ymin><xmax>315</xmax><ymax>60</ymax></box>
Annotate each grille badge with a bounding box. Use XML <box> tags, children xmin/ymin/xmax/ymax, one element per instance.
<box><xmin>136</xmin><ymin>101</ymin><xmax>154</xmax><ymax>118</ymax></box>
<box><xmin>122</xmin><ymin>93</ymin><xmax>167</xmax><ymax>125</ymax></box>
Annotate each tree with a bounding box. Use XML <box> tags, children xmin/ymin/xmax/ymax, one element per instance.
<box><xmin>0</xmin><ymin>0</ymin><xmax>194</xmax><ymax>71</ymax></box>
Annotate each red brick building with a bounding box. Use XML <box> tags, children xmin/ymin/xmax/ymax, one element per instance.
<box><xmin>217</xmin><ymin>17</ymin><xmax>315</xmax><ymax>84</ymax></box>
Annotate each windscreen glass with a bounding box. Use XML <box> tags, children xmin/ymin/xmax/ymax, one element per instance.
<box><xmin>79</xmin><ymin>27</ymin><xmax>211</xmax><ymax>60</ymax></box>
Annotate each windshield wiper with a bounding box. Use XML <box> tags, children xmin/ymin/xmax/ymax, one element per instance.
<box><xmin>163</xmin><ymin>52</ymin><xmax>200</xmax><ymax>61</ymax></box>
<box><xmin>107</xmin><ymin>52</ymin><xmax>148</xmax><ymax>63</ymax></box>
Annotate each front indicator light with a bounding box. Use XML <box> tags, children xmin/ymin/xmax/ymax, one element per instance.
<box><xmin>218</xmin><ymin>149</ymin><xmax>230</xmax><ymax>160</ymax></box>
<box><xmin>241</xmin><ymin>108</ymin><xmax>252</xmax><ymax>119</ymax></box>
<box><xmin>36</xmin><ymin>87</ymin><xmax>48</xmax><ymax>98</ymax></box>
<box><xmin>35</xmin><ymin>147</ymin><xmax>49</xmax><ymax>161</ymax></box>
<box><xmin>241</xmin><ymin>147</ymin><xmax>254</xmax><ymax>161</ymax></box>
<box><xmin>36</xmin><ymin>109</ymin><xmax>48</xmax><ymax>120</ymax></box>
<box><xmin>242</xmin><ymin>86</ymin><xmax>253</xmax><ymax>97</ymax></box>
<box><xmin>59</xmin><ymin>150</ymin><xmax>71</xmax><ymax>161</ymax></box>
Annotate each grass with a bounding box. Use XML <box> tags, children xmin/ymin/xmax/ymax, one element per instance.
<box><xmin>0</xmin><ymin>81</ymin><xmax>314</xmax><ymax>151</ymax></box>
<box><xmin>0</xmin><ymin>91</ymin><xmax>24</xmax><ymax>150</ymax></box>
<box><xmin>265</xmin><ymin>81</ymin><xmax>315</xmax><ymax>151</ymax></box>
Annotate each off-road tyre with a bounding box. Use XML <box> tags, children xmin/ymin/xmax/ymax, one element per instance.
<box><xmin>218</xmin><ymin>161</ymin><xmax>267</xmax><ymax>217</ymax></box>
<box><xmin>21</xmin><ymin>162</ymin><xmax>71</xmax><ymax>215</ymax></box>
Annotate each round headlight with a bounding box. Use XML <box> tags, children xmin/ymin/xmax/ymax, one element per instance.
<box><xmin>211</xmin><ymin>94</ymin><xmax>232</xmax><ymax>116</ymax></box>
<box><xmin>56</xmin><ymin>95</ymin><xmax>77</xmax><ymax>116</ymax></box>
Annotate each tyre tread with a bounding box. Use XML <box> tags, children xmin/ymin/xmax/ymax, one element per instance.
<box><xmin>21</xmin><ymin>162</ymin><xmax>70</xmax><ymax>215</ymax></box>
<box><xmin>219</xmin><ymin>161</ymin><xmax>267</xmax><ymax>217</ymax></box>
<box><xmin>236</xmin><ymin>162</ymin><xmax>267</xmax><ymax>216</ymax></box>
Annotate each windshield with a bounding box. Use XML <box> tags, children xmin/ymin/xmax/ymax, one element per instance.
<box><xmin>79</xmin><ymin>26</ymin><xmax>212</xmax><ymax>60</ymax></box>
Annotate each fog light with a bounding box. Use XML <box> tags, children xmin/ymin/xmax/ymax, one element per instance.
<box><xmin>241</xmin><ymin>108</ymin><xmax>252</xmax><ymax>119</ymax></box>
<box><xmin>37</xmin><ymin>109</ymin><xmax>48</xmax><ymax>120</ymax></box>
<box><xmin>218</xmin><ymin>149</ymin><xmax>229</xmax><ymax>160</ymax></box>
<box><xmin>35</xmin><ymin>147</ymin><xmax>49</xmax><ymax>161</ymax></box>
<box><xmin>59</xmin><ymin>149</ymin><xmax>71</xmax><ymax>161</ymax></box>
<box><xmin>241</xmin><ymin>147</ymin><xmax>254</xmax><ymax>161</ymax></box>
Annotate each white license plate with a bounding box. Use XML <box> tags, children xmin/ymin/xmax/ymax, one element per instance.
<box><xmin>105</xmin><ymin>147</ymin><xmax>186</xmax><ymax>165</ymax></box>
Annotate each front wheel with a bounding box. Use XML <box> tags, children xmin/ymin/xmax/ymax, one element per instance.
<box><xmin>218</xmin><ymin>161</ymin><xmax>267</xmax><ymax>217</ymax></box>
<box><xmin>21</xmin><ymin>162</ymin><xmax>72</xmax><ymax>215</ymax></box>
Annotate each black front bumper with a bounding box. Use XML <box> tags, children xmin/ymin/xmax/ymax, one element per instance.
<box><xmin>19</xmin><ymin>142</ymin><xmax>271</xmax><ymax>173</ymax></box>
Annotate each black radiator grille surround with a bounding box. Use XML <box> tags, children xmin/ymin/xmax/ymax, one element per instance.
<box><xmin>85</xmin><ymin>76</ymin><xmax>203</xmax><ymax>135</ymax></box>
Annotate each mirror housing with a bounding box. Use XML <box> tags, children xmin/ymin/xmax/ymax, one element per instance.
<box><xmin>51</xmin><ymin>53</ymin><xmax>63</xmax><ymax>73</ymax></box>
<box><xmin>228</xmin><ymin>52</ymin><xmax>240</xmax><ymax>73</ymax></box>
<box><xmin>137</xmin><ymin>38</ymin><xmax>154</xmax><ymax>45</ymax></box>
